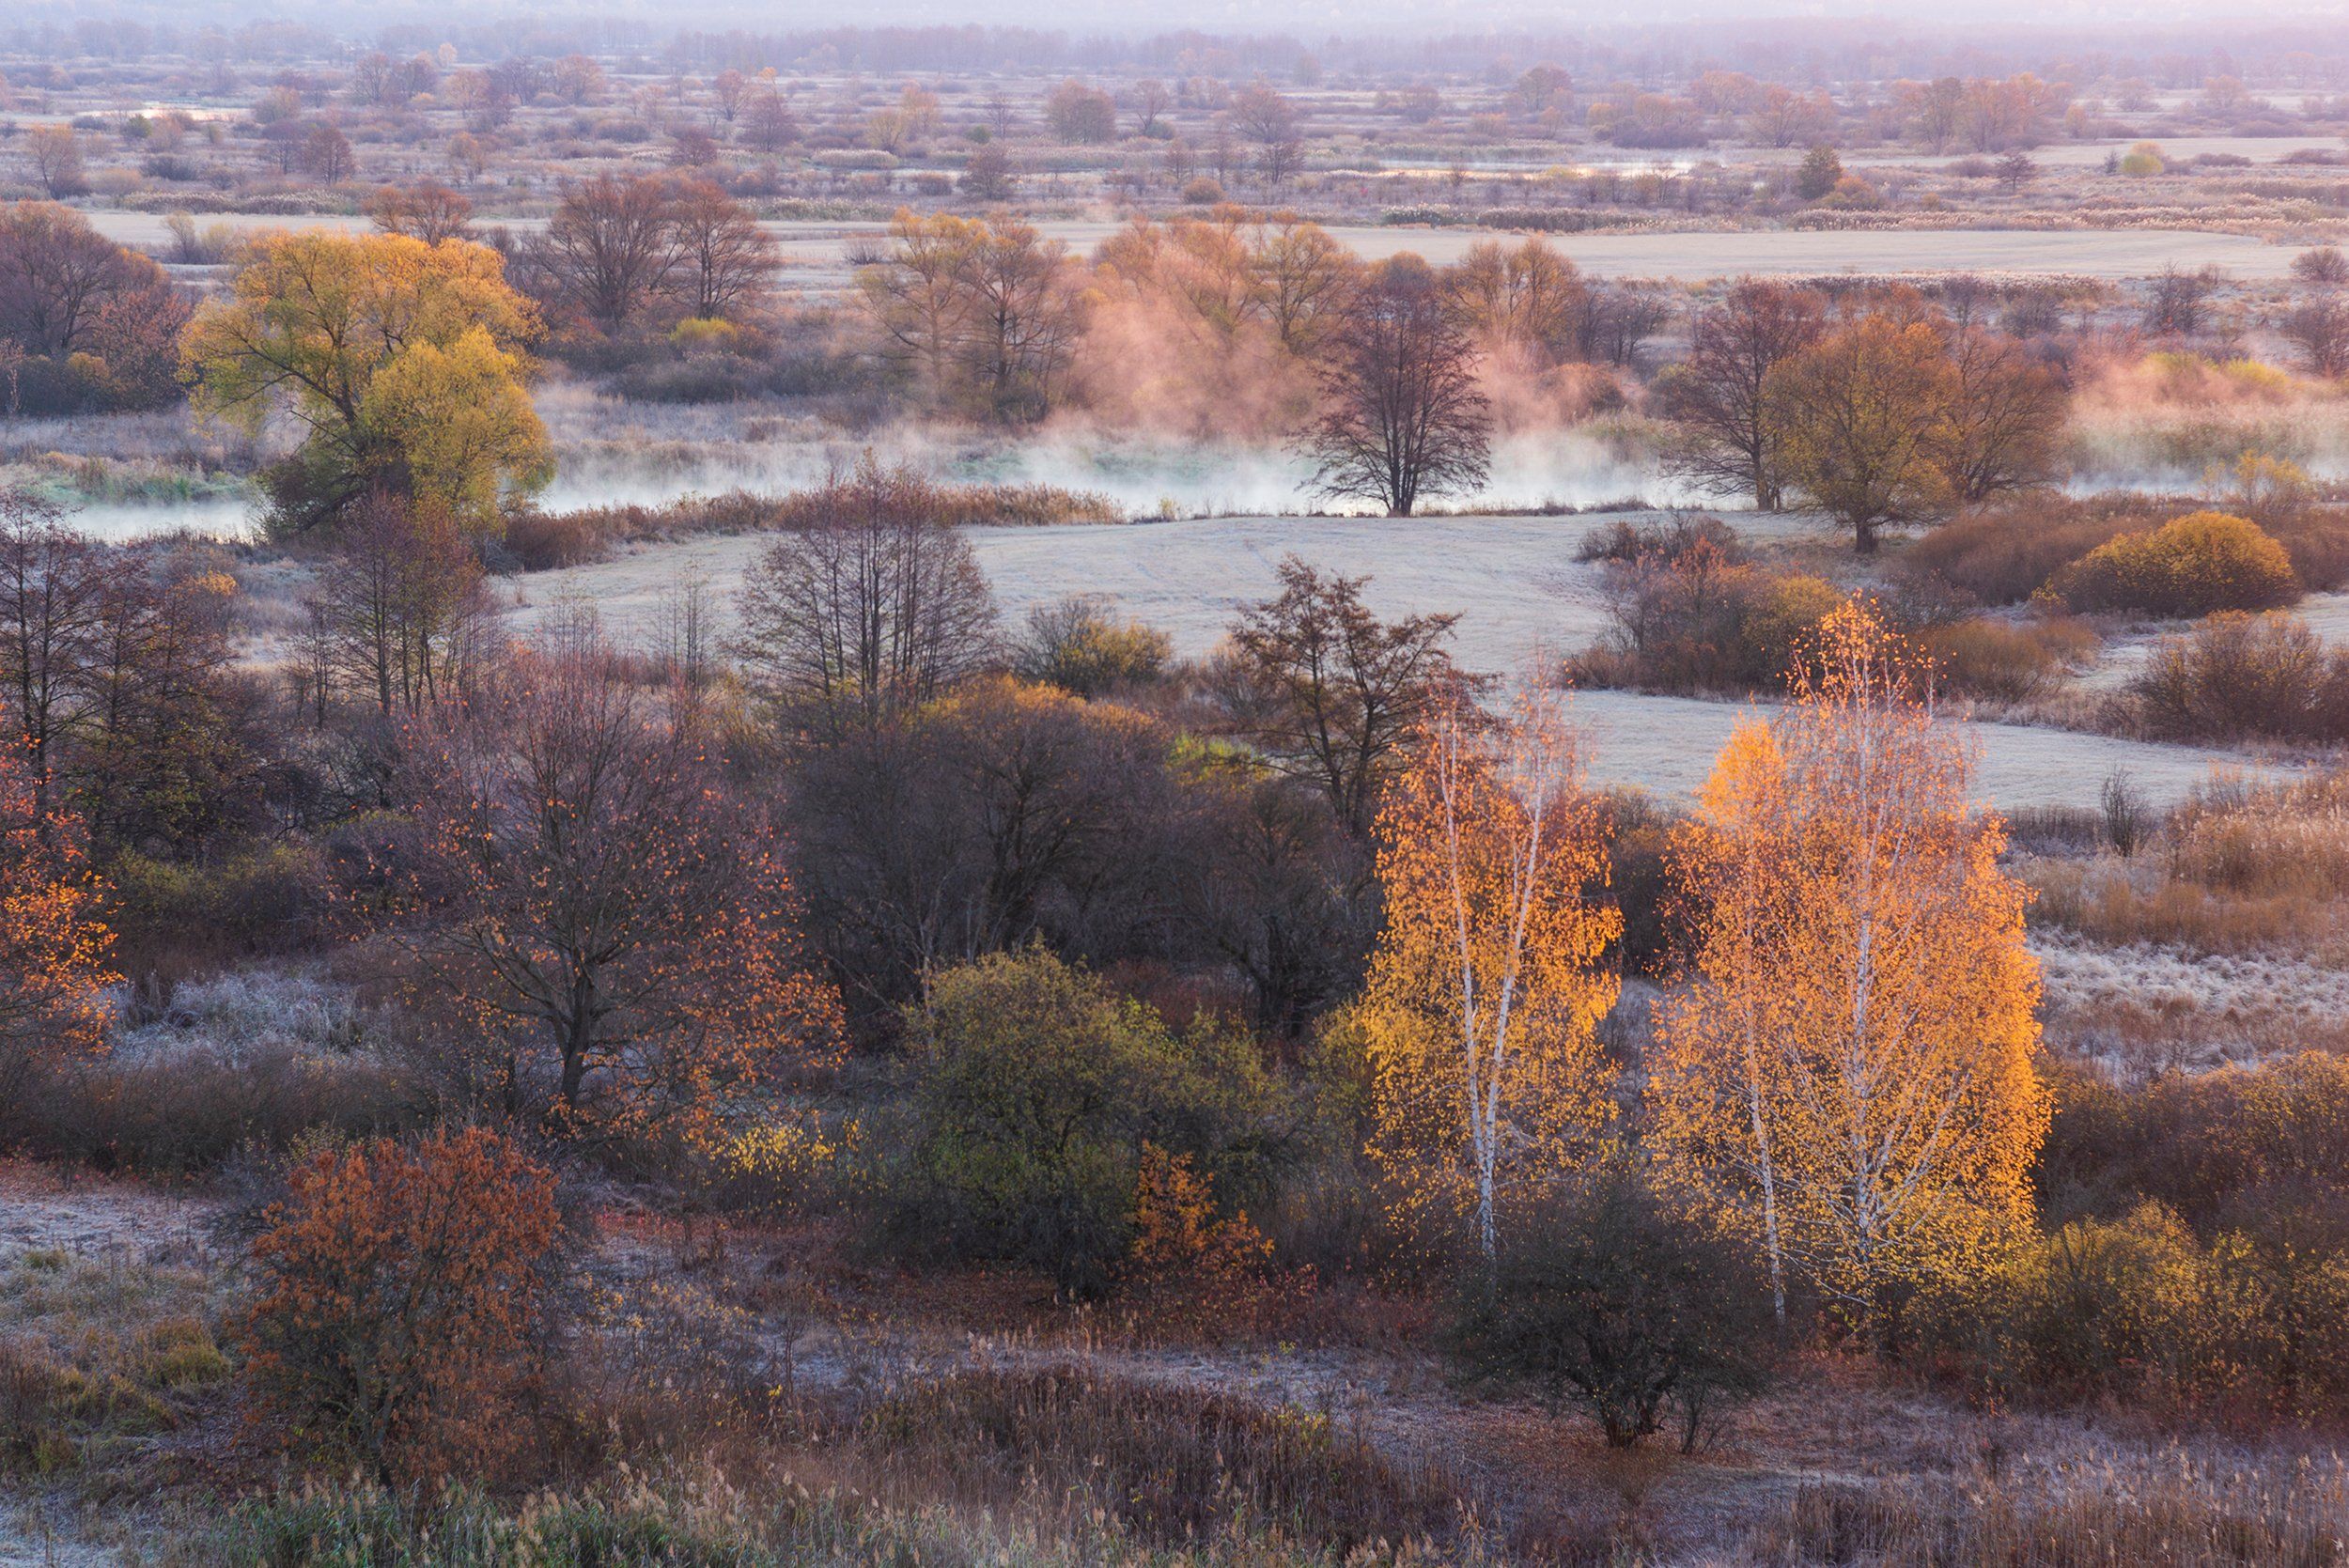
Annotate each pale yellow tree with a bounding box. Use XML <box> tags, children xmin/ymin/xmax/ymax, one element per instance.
<box><xmin>1359</xmin><ymin>686</ymin><xmax>1621</xmax><ymax>1263</ymax></box>
<box><xmin>1650</xmin><ymin>602</ymin><xmax>2046</xmax><ymax>1335</ymax></box>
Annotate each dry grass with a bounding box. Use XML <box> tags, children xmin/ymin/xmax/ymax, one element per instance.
<box><xmin>1758</xmin><ymin>1463</ymin><xmax>2349</xmax><ymax>1568</ymax></box>
<box><xmin>2025</xmin><ymin>769</ymin><xmax>2349</xmax><ymax>959</ymax></box>
<box><xmin>501</xmin><ymin>479</ymin><xmax>1128</xmax><ymax>571</ymax></box>
<box><xmin>0</xmin><ymin>1245</ymin><xmax>231</xmax><ymax>1483</ymax></box>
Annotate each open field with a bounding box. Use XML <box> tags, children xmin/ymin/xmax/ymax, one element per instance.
<box><xmin>511</xmin><ymin>512</ymin><xmax>2281</xmax><ymax>809</ymax></box>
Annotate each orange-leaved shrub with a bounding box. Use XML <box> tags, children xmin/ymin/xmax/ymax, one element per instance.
<box><xmin>241</xmin><ymin>1126</ymin><xmax>568</xmax><ymax>1489</ymax></box>
<box><xmin>2047</xmin><ymin>511</ymin><xmax>2298</xmax><ymax>617</ymax></box>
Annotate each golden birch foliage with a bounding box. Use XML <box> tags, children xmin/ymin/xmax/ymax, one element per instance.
<box><xmin>1361</xmin><ymin>693</ymin><xmax>1621</xmax><ymax>1255</ymax></box>
<box><xmin>1652</xmin><ymin>602</ymin><xmax>2046</xmax><ymax>1325</ymax></box>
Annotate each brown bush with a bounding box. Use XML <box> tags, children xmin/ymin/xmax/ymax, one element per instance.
<box><xmin>863</xmin><ymin>1366</ymin><xmax>1458</xmax><ymax>1551</ymax></box>
<box><xmin>2048</xmin><ymin>511</ymin><xmax>2299</xmax><ymax>618</ymax></box>
<box><xmin>496</xmin><ymin>506</ymin><xmax>609</xmax><ymax>571</ymax></box>
<box><xmin>2130</xmin><ymin>611</ymin><xmax>2348</xmax><ymax>741</ymax></box>
<box><xmin>1921</xmin><ymin>614</ymin><xmax>2098</xmax><ymax>703</ymax></box>
<box><xmin>241</xmin><ymin>1126</ymin><xmax>568</xmax><ymax>1489</ymax></box>
<box><xmin>8</xmin><ymin>1045</ymin><xmax>425</xmax><ymax>1175</ymax></box>
<box><xmin>1901</xmin><ymin>494</ymin><xmax>2174</xmax><ymax>604</ymax></box>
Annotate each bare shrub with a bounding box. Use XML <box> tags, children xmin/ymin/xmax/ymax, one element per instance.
<box><xmin>1918</xmin><ymin>614</ymin><xmax>2097</xmax><ymax>703</ymax></box>
<box><xmin>2131</xmin><ymin>612</ymin><xmax>2345</xmax><ymax>741</ymax></box>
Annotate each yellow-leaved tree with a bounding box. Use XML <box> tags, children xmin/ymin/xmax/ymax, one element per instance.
<box><xmin>1649</xmin><ymin>601</ymin><xmax>2046</xmax><ymax>1337</ymax></box>
<box><xmin>180</xmin><ymin>232</ymin><xmax>550</xmax><ymax>535</ymax></box>
<box><xmin>1357</xmin><ymin>687</ymin><xmax>1620</xmax><ymax>1263</ymax></box>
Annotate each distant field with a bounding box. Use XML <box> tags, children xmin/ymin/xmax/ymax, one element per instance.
<box><xmin>85</xmin><ymin>209</ymin><xmax>2299</xmax><ymax>285</ymax></box>
<box><xmin>508</xmin><ymin>510</ymin><xmax>2279</xmax><ymax>811</ymax></box>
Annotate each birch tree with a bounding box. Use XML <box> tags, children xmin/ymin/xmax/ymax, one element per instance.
<box><xmin>1360</xmin><ymin>686</ymin><xmax>1620</xmax><ymax>1263</ymax></box>
<box><xmin>1649</xmin><ymin>602</ymin><xmax>2046</xmax><ymax>1336</ymax></box>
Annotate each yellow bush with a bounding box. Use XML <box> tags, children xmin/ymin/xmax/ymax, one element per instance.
<box><xmin>2049</xmin><ymin>510</ymin><xmax>2298</xmax><ymax>616</ymax></box>
<box><xmin>670</xmin><ymin>316</ymin><xmax>743</xmax><ymax>350</ymax></box>
<box><xmin>1742</xmin><ymin>574</ymin><xmax>1846</xmax><ymax>685</ymax></box>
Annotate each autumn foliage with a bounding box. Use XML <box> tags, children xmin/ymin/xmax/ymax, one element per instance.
<box><xmin>392</xmin><ymin>647</ymin><xmax>843</xmax><ymax>1146</ymax></box>
<box><xmin>1650</xmin><ymin>603</ymin><xmax>2046</xmax><ymax>1333</ymax></box>
<box><xmin>2048</xmin><ymin>509</ymin><xmax>2299</xmax><ymax>617</ymax></box>
<box><xmin>179</xmin><ymin>232</ymin><xmax>549</xmax><ymax>533</ymax></box>
<box><xmin>0</xmin><ymin>738</ymin><xmax>117</xmax><ymax>1098</ymax></box>
<box><xmin>1359</xmin><ymin>690</ymin><xmax>1620</xmax><ymax>1261</ymax></box>
<box><xmin>241</xmin><ymin>1126</ymin><xmax>566</xmax><ymax>1489</ymax></box>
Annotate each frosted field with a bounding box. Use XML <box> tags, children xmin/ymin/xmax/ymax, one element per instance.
<box><xmin>86</xmin><ymin>210</ymin><xmax>2298</xmax><ymax>285</ymax></box>
<box><xmin>511</xmin><ymin>510</ymin><xmax>2281</xmax><ymax>811</ymax></box>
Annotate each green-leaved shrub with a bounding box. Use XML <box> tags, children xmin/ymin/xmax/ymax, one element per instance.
<box><xmin>893</xmin><ymin>950</ymin><xmax>1284</xmax><ymax>1296</ymax></box>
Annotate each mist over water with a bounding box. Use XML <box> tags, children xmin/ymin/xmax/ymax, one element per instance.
<box><xmin>542</xmin><ymin>427</ymin><xmax>1709</xmax><ymax>519</ymax></box>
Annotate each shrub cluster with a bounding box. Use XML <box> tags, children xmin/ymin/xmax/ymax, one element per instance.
<box><xmin>2046</xmin><ymin>510</ymin><xmax>2298</xmax><ymax>617</ymax></box>
<box><xmin>1921</xmin><ymin>1053</ymin><xmax>2349</xmax><ymax>1423</ymax></box>
<box><xmin>2131</xmin><ymin>611</ymin><xmax>2349</xmax><ymax>742</ymax></box>
<box><xmin>1568</xmin><ymin>515</ymin><xmax>1844</xmax><ymax>694</ymax></box>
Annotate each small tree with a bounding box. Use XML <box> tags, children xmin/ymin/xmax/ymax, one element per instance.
<box><xmin>730</xmin><ymin>456</ymin><xmax>1000</xmax><ymax>740</ymax></box>
<box><xmin>961</xmin><ymin>143</ymin><xmax>1017</xmax><ymax>201</ymax></box>
<box><xmin>366</xmin><ymin>180</ymin><xmax>474</xmax><ymax>244</ymax></box>
<box><xmin>1657</xmin><ymin>280</ymin><xmax>1827</xmax><ymax>511</ymax></box>
<box><xmin>534</xmin><ymin>173</ymin><xmax>682</xmax><ymax>334</ymax></box>
<box><xmin>24</xmin><ymin>129</ymin><xmax>87</xmax><ymax>199</ymax></box>
<box><xmin>241</xmin><ymin>1127</ymin><xmax>567</xmax><ymax>1489</ymax></box>
<box><xmin>1794</xmin><ymin>145</ymin><xmax>1843</xmax><ymax>201</ymax></box>
<box><xmin>1229</xmin><ymin>82</ymin><xmax>1305</xmax><ymax>184</ymax></box>
<box><xmin>1216</xmin><ymin>555</ymin><xmax>1468</xmax><ymax>836</ymax></box>
<box><xmin>395</xmin><ymin>645</ymin><xmax>844</xmax><ymax>1142</ymax></box>
<box><xmin>307</xmin><ymin>491</ymin><xmax>496</xmax><ymax>715</ymax></box>
<box><xmin>1764</xmin><ymin>313</ymin><xmax>1958</xmax><ymax>551</ymax></box>
<box><xmin>0</xmin><ymin>736</ymin><xmax>116</xmax><ymax>1104</ymax></box>
<box><xmin>2283</xmin><ymin>294</ymin><xmax>2349</xmax><ymax>379</ymax></box>
<box><xmin>2291</xmin><ymin>246</ymin><xmax>2349</xmax><ymax>287</ymax></box>
<box><xmin>1046</xmin><ymin>79</ymin><xmax>1119</xmax><ymax>145</ymax></box>
<box><xmin>666</xmin><ymin>179</ymin><xmax>778</xmax><ymax>322</ymax></box>
<box><xmin>1449</xmin><ymin>1166</ymin><xmax>1776</xmax><ymax>1450</ymax></box>
<box><xmin>1296</xmin><ymin>256</ymin><xmax>1490</xmax><ymax>517</ymax></box>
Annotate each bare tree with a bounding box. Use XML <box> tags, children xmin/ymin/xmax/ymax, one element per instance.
<box><xmin>535</xmin><ymin>173</ymin><xmax>681</xmax><ymax>334</ymax></box>
<box><xmin>23</xmin><ymin>130</ymin><xmax>87</xmax><ymax>199</ymax></box>
<box><xmin>2284</xmin><ymin>294</ymin><xmax>2349</xmax><ymax>379</ymax></box>
<box><xmin>0</xmin><ymin>203</ymin><xmax>178</xmax><ymax>362</ymax></box>
<box><xmin>302</xmin><ymin>123</ymin><xmax>356</xmax><ymax>184</ymax></box>
<box><xmin>1935</xmin><ymin>326</ymin><xmax>2068</xmax><ymax>502</ymax></box>
<box><xmin>394</xmin><ymin>643</ymin><xmax>839</xmax><ymax>1134</ymax></box>
<box><xmin>665</xmin><ymin>179</ymin><xmax>777</xmax><ymax>321</ymax></box>
<box><xmin>1229</xmin><ymin>81</ymin><xmax>1305</xmax><ymax>185</ymax></box>
<box><xmin>2143</xmin><ymin>265</ymin><xmax>2222</xmax><ymax>338</ymax></box>
<box><xmin>729</xmin><ymin>456</ymin><xmax>1000</xmax><ymax>740</ymax></box>
<box><xmin>308</xmin><ymin>492</ymin><xmax>496</xmax><ymax>715</ymax></box>
<box><xmin>366</xmin><ymin>180</ymin><xmax>474</xmax><ymax>244</ymax></box>
<box><xmin>1128</xmin><ymin>78</ymin><xmax>1174</xmax><ymax>137</ymax></box>
<box><xmin>1215</xmin><ymin>554</ymin><xmax>1470</xmax><ymax>836</ymax></box>
<box><xmin>743</xmin><ymin>90</ymin><xmax>801</xmax><ymax>152</ymax></box>
<box><xmin>1296</xmin><ymin>257</ymin><xmax>1490</xmax><ymax>518</ymax></box>
<box><xmin>1657</xmin><ymin>279</ymin><xmax>1826</xmax><ymax>511</ymax></box>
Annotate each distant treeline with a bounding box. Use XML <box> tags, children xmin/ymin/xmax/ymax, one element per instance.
<box><xmin>12</xmin><ymin>12</ymin><xmax>2349</xmax><ymax>90</ymax></box>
